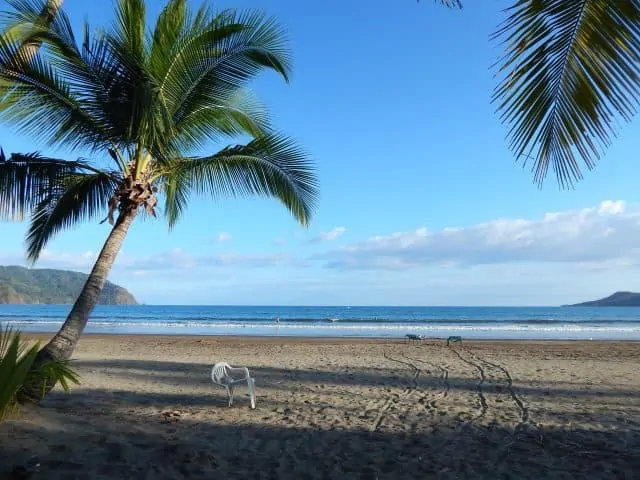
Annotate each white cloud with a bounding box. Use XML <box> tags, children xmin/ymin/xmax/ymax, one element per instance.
<box><xmin>214</xmin><ymin>232</ymin><xmax>232</xmax><ymax>243</ymax></box>
<box><xmin>311</xmin><ymin>226</ymin><xmax>347</xmax><ymax>243</ymax></box>
<box><xmin>38</xmin><ymin>249</ymin><xmax>97</xmax><ymax>270</ymax></box>
<box><xmin>213</xmin><ymin>253</ymin><xmax>289</xmax><ymax>267</ymax></box>
<box><xmin>319</xmin><ymin>201</ymin><xmax>640</xmax><ymax>270</ymax></box>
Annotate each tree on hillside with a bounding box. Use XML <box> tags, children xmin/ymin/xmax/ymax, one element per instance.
<box><xmin>0</xmin><ymin>0</ymin><xmax>318</xmax><ymax>400</ymax></box>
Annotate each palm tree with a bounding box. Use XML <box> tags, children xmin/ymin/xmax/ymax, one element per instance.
<box><xmin>428</xmin><ymin>0</ymin><xmax>640</xmax><ymax>187</ymax></box>
<box><xmin>0</xmin><ymin>0</ymin><xmax>318</xmax><ymax>399</ymax></box>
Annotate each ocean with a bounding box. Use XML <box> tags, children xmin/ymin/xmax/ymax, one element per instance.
<box><xmin>2</xmin><ymin>304</ymin><xmax>640</xmax><ymax>340</ymax></box>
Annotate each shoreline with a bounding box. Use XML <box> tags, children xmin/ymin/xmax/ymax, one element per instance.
<box><xmin>22</xmin><ymin>331</ymin><xmax>640</xmax><ymax>344</ymax></box>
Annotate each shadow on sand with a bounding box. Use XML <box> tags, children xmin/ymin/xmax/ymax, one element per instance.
<box><xmin>1</xmin><ymin>355</ymin><xmax>638</xmax><ymax>479</ymax></box>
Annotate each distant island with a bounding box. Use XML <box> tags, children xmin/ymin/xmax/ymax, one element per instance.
<box><xmin>564</xmin><ymin>291</ymin><xmax>640</xmax><ymax>307</ymax></box>
<box><xmin>0</xmin><ymin>265</ymin><xmax>137</xmax><ymax>305</ymax></box>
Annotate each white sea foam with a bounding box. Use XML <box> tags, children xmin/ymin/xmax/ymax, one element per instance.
<box><xmin>6</xmin><ymin>319</ymin><xmax>640</xmax><ymax>340</ymax></box>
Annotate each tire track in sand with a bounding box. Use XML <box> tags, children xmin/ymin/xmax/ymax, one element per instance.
<box><xmin>457</xmin><ymin>346</ymin><xmax>543</xmax><ymax>464</ymax></box>
<box><xmin>402</xmin><ymin>352</ymin><xmax>451</xmax><ymax>408</ymax></box>
<box><xmin>449</xmin><ymin>346</ymin><xmax>488</xmax><ymax>420</ymax></box>
<box><xmin>461</xmin><ymin>346</ymin><xmax>529</xmax><ymax>427</ymax></box>
<box><xmin>370</xmin><ymin>351</ymin><xmax>421</xmax><ymax>432</ymax></box>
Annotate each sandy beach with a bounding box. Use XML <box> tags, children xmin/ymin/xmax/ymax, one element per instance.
<box><xmin>1</xmin><ymin>335</ymin><xmax>639</xmax><ymax>479</ymax></box>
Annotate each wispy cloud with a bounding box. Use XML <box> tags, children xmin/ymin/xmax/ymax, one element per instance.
<box><xmin>0</xmin><ymin>247</ymin><xmax>289</xmax><ymax>276</ymax></box>
<box><xmin>213</xmin><ymin>232</ymin><xmax>232</xmax><ymax>243</ymax></box>
<box><xmin>310</xmin><ymin>226</ymin><xmax>347</xmax><ymax>243</ymax></box>
<box><xmin>122</xmin><ymin>250</ymin><xmax>290</xmax><ymax>273</ymax></box>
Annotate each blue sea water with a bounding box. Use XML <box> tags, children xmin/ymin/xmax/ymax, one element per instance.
<box><xmin>2</xmin><ymin>304</ymin><xmax>640</xmax><ymax>340</ymax></box>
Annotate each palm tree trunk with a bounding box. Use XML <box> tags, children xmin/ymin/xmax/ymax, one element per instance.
<box><xmin>22</xmin><ymin>210</ymin><xmax>136</xmax><ymax>401</ymax></box>
<box><xmin>13</xmin><ymin>0</ymin><xmax>63</xmax><ymax>64</ymax></box>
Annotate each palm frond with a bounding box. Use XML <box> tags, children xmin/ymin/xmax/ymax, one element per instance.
<box><xmin>0</xmin><ymin>0</ymin><xmax>63</xmax><ymax>46</ymax></box>
<box><xmin>6</xmin><ymin>5</ymin><xmax>154</xmax><ymax>154</ymax></box>
<box><xmin>1</xmin><ymin>0</ymin><xmax>61</xmax><ymax>26</ymax></box>
<box><xmin>492</xmin><ymin>0</ymin><xmax>640</xmax><ymax>188</ymax></box>
<box><xmin>154</xmin><ymin>7</ymin><xmax>291</xmax><ymax>127</ymax></box>
<box><xmin>169</xmin><ymin>87</ymin><xmax>270</xmax><ymax>153</ymax></box>
<box><xmin>161</xmin><ymin>162</ymin><xmax>190</xmax><ymax>228</ymax></box>
<box><xmin>100</xmin><ymin>7</ymin><xmax>173</xmax><ymax>152</ymax></box>
<box><xmin>110</xmin><ymin>0</ymin><xmax>146</xmax><ymax>63</ymax></box>
<box><xmin>0</xmin><ymin>151</ymin><xmax>91</xmax><ymax>221</ymax></box>
<box><xmin>1</xmin><ymin>1</ymin><xmax>160</xmax><ymax>153</ymax></box>
<box><xmin>162</xmin><ymin>133</ymin><xmax>318</xmax><ymax>227</ymax></box>
<box><xmin>0</xmin><ymin>27</ymin><xmax>110</xmax><ymax>151</ymax></box>
<box><xmin>26</xmin><ymin>168</ymin><xmax>118</xmax><ymax>261</ymax></box>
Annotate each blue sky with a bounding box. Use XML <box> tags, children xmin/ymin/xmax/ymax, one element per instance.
<box><xmin>1</xmin><ymin>0</ymin><xmax>640</xmax><ymax>306</ymax></box>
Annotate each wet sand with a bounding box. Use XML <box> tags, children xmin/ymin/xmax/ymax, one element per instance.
<box><xmin>1</xmin><ymin>335</ymin><xmax>639</xmax><ymax>479</ymax></box>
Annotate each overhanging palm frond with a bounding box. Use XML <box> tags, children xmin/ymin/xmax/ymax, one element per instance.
<box><xmin>0</xmin><ymin>151</ymin><xmax>88</xmax><ymax>220</ymax></box>
<box><xmin>492</xmin><ymin>0</ymin><xmax>640</xmax><ymax>188</ymax></box>
<box><xmin>26</xmin><ymin>168</ymin><xmax>118</xmax><ymax>261</ymax></box>
<box><xmin>162</xmin><ymin>134</ymin><xmax>318</xmax><ymax>227</ymax></box>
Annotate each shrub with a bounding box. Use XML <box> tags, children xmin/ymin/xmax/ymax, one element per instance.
<box><xmin>0</xmin><ymin>325</ymin><xmax>79</xmax><ymax>421</ymax></box>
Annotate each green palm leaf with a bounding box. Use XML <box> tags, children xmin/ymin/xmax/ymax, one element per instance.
<box><xmin>150</xmin><ymin>4</ymin><xmax>291</xmax><ymax>149</ymax></box>
<box><xmin>110</xmin><ymin>0</ymin><xmax>146</xmax><ymax>64</ymax></box>
<box><xmin>168</xmin><ymin>87</ymin><xmax>270</xmax><ymax>153</ymax></box>
<box><xmin>26</xmin><ymin>167</ymin><xmax>118</xmax><ymax>261</ymax></box>
<box><xmin>162</xmin><ymin>133</ymin><xmax>318</xmax><ymax>227</ymax></box>
<box><xmin>1</xmin><ymin>0</ymin><xmax>317</xmax><ymax>241</ymax></box>
<box><xmin>492</xmin><ymin>0</ymin><xmax>640</xmax><ymax>187</ymax></box>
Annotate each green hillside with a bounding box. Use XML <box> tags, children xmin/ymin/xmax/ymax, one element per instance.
<box><xmin>0</xmin><ymin>266</ymin><xmax>137</xmax><ymax>305</ymax></box>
